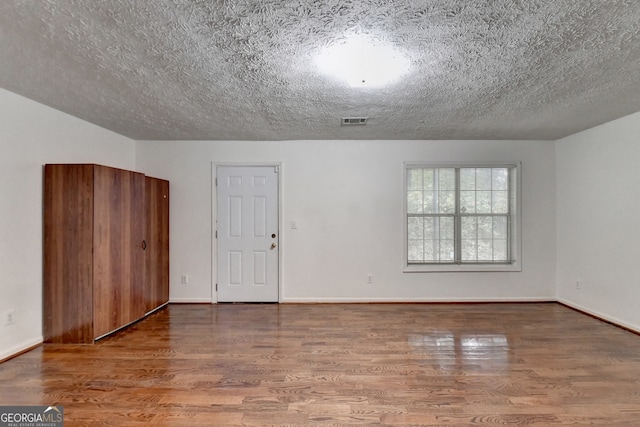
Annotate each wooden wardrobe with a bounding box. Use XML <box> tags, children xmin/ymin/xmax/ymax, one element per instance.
<box><xmin>43</xmin><ymin>164</ymin><xmax>169</xmax><ymax>344</ymax></box>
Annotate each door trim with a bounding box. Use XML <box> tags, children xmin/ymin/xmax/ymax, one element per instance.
<box><xmin>211</xmin><ymin>162</ymin><xmax>283</xmax><ymax>303</ymax></box>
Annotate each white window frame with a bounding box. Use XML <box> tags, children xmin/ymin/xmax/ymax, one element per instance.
<box><xmin>403</xmin><ymin>162</ymin><xmax>522</xmax><ymax>273</ymax></box>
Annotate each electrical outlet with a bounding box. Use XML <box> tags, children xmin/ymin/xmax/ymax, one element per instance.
<box><xmin>367</xmin><ymin>274</ymin><xmax>373</xmax><ymax>284</ymax></box>
<box><xmin>6</xmin><ymin>310</ymin><xmax>15</xmax><ymax>326</ymax></box>
<box><xmin>576</xmin><ymin>280</ymin><xmax>582</xmax><ymax>290</ymax></box>
<box><xmin>181</xmin><ymin>274</ymin><xmax>189</xmax><ymax>285</ymax></box>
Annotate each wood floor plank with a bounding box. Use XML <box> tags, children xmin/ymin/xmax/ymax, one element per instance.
<box><xmin>1</xmin><ymin>303</ymin><xmax>640</xmax><ymax>426</ymax></box>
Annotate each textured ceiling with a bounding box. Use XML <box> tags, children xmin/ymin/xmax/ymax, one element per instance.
<box><xmin>1</xmin><ymin>0</ymin><xmax>640</xmax><ymax>141</ymax></box>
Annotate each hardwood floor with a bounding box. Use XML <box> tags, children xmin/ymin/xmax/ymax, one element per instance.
<box><xmin>2</xmin><ymin>303</ymin><xmax>640</xmax><ymax>426</ymax></box>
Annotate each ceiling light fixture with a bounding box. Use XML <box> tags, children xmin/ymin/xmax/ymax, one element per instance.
<box><xmin>315</xmin><ymin>35</ymin><xmax>411</xmax><ymax>88</ymax></box>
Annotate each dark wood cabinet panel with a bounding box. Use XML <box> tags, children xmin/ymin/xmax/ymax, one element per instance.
<box><xmin>130</xmin><ymin>171</ymin><xmax>147</xmax><ymax>322</ymax></box>
<box><xmin>92</xmin><ymin>166</ymin><xmax>146</xmax><ymax>338</ymax></box>
<box><xmin>44</xmin><ymin>164</ymin><xmax>168</xmax><ymax>343</ymax></box>
<box><xmin>145</xmin><ymin>176</ymin><xmax>170</xmax><ymax>313</ymax></box>
<box><xmin>44</xmin><ymin>164</ymin><xmax>95</xmax><ymax>344</ymax></box>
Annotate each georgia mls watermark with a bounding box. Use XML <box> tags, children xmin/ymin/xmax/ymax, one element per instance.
<box><xmin>0</xmin><ymin>406</ymin><xmax>63</xmax><ymax>427</ymax></box>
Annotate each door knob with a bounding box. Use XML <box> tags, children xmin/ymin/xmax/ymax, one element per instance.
<box><xmin>270</xmin><ymin>243</ymin><xmax>277</xmax><ymax>249</ymax></box>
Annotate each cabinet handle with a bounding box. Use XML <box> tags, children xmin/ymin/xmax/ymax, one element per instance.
<box><xmin>142</xmin><ymin>240</ymin><xmax>147</xmax><ymax>250</ymax></box>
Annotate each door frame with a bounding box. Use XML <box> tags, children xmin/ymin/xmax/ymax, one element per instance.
<box><xmin>211</xmin><ymin>162</ymin><xmax>283</xmax><ymax>303</ymax></box>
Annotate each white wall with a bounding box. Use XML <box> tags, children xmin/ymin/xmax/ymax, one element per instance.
<box><xmin>137</xmin><ymin>139</ymin><xmax>556</xmax><ymax>304</ymax></box>
<box><xmin>556</xmin><ymin>111</ymin><xmax>640</xmax><ymax>332</ymax></box>
<box><xmin>0</xmin><ymin>89</ymin><xmax>136</xmax><ymax>360</ymax></box>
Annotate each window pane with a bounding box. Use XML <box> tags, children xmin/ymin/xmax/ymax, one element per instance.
<box><xmin>424</xmin><ymin>217</ymin><xmax>436</xmax><ymax>240</ymax></box>
<box><xmin>478</xmin><ymin>216</ymin><xmax>493</xmax><ymax>239</ymax></box>
<box><xmin>460</xmin><ymin>191</ymin><xmax>475</xmax><ymax>213</ymax></box>
<box><xmin>438</xmin><ymin>168</ymin><xmax>455</xmax><ymax>190</ymax></box>
<box><xmin>492</xmin><ymin>191</ymin><xmax>508</xmax><ymax>213</ymax></box>
<box><xmin>438</xmin><ymin>191</ymin><xmax>456</xmax><ymax>213</ymax></box>
<box><xmin>492</xmin><ymin>168</ymin><xmax>508</xmax><ymax>190</ymax></box>
<box><xmin>478</xmin><ymin>239</ymin><xmax>492</xmax><ymax>261</ymax></box>
<box><xmin>460</xmin><ymin>168</ymin><xmax>475</xmax><ymax>190</ymax></box>
<box><xmin>509</xmin><ymin>167</ymin><xmax>517</xmax><ymax>214</ymax></box>
<box><xmin>408</xmin><ymin>215</ymin><xmax>459</xmax><ymax>264</ymax></box>
<box><xmin>440</xmin><ymin>217</ymin><xmax>454</xmax><ymax>240</ymax></box>
<box><xmin>461</xmin><ymin>217</ymin><xmax>477</xmax><ymax>240</ymax></box>
<box><xmin>423</xmin><ymin>168</ymin><xmax>435</xmax><ymax>190</ymax></box>
<box><xmin>440</xmin><ymin>239</ymin><xmax>454</xmax><ymax>261</ymax></box>
<box><xmin>493</xmin><ymin>240</ymin><xmax>508</xmax><ymax>261</ymax></box>
<box><xmin>407</xmin><ymin>191</ymin><xmax>423</xmax><ymax>214</ymax></box>
<box><xmin>462</xmin><ymin>239</ymin><xmax>477</xmax><ymax>261</ymax></box>
<box><xmin>408</xmin><ymin>217</ymin><xmax>423</xmax><ymax>239</ymax></box>
<box><xmin>476</xmin><ymin>191</ymin><xmax>491</xmax><ymax>213</ymax></box>
<box><xmin>408</xmin><ymin>240</ymin><xmax>424</xmax><ymax>262</ymax></box>
<box><xmin>493</xmin><ymin>217</ymin><xmax>507</xmax><ymax>239</ymax></box>
<box><xmin>423</xmin><ymin>191</ymin><xmax>436</xmax><ymax>214</ymax></box>
<box><xmin>476</xmin><ymin>168</ymin><xmax>492</xmax><ymax>190</ymax></box>
<box><xmin>423</xmin><ymin>240</ymin><xmax>437</xmax><ymax>261</ymax></box>
<box><xmin>407</xmin><ymin>169</ymin><xmax>424</xmax><ymax>190</ymax></box>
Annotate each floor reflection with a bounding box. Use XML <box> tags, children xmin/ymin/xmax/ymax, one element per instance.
<box><xmin>408</xmin><ymin>332</ymin><xmax>510</xmax><ymax>370</ymax></box>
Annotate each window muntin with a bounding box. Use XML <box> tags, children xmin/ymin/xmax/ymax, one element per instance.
<box><xmin>406</xmin><ymin>165</ymin><xmax>517</xmax><ymax>266</ymax></box>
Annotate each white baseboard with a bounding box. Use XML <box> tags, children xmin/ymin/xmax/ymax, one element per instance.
<box><xmin>557</xmin><ymin>298</ymin><xmax>640</xmax><ymax>334</ymax></box>
<box><xmin>1</xmin><ymin>336</ymin><xmax>43</xmax><ymax>362</ymax></box>
<box><xmin>281</xmin><ymin>296</ymin><xmax>555</xmax><ymax>303</ymax></box>
<box><xmin>169</xmin><ymin>298</ymin><xmax>213</xmax><ymax>304</ymax></box>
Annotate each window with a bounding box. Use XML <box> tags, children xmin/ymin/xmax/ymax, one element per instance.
<box><xmin>404</xmin><ymin>163</ymin><xmax>521</xmax><ymax>272</ymax></box>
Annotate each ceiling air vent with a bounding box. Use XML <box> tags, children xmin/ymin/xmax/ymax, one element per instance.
<box><xmin>341</xmin><ymin>117</ymin><xmax>368</xmax><ymax>126</ymax></box>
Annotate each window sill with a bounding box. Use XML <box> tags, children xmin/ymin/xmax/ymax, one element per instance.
<box><xmin>403</xmin><ymin>262</ymin><xmax>522</xmax><ymax>273</ymax></box>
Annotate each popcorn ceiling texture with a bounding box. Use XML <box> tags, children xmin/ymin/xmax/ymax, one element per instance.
<box><xmin>1</xmin><ymin>0</ymin><xmax>640</xmax><ymax>140</ymax></box>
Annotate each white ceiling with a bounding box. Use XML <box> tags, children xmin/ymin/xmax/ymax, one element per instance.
<box><xmin>1</xmin><ymin>1</ymin><xmax>640</xmax><ymax>141</ymax></box>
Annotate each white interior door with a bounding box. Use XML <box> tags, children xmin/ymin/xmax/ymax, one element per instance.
<box><xmin>216</xmin><ymin>166</ymin><xmax>279</xmax><ymax>302</ymax></box>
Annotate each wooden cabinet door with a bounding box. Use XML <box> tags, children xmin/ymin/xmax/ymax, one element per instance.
<box><xmin>43</xmin><ymin>164</ymin><xmax>95</xmax><ymax>344</ymax></box>
<box><xmin>129</xmin><ymin>170</ymin><xmax>147</xmax><ymax>323</ymax></box>
<box><xmin>93</xmin><ymin>166</ymin><xmax>146</xmax><ymax>338</ymax></box>
<box><xmin>145</xmin><ymin>176</ymin><xmax>170</xmax><ymax>313</ymax></box>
